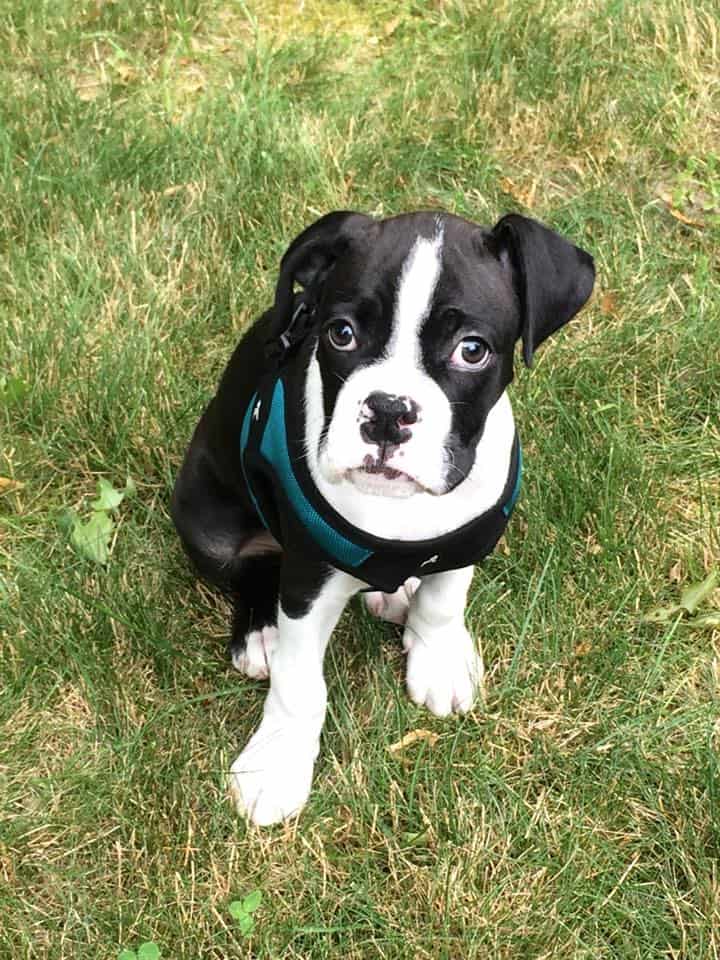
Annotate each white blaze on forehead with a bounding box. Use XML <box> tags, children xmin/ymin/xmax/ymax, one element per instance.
<box><xmin>387</xmin><ymin>224</ymin><xmax>444</xmax><ymax>364</ymax></box>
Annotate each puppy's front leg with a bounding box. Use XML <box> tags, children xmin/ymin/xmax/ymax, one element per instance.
<box><xmin>403</xmin><ymin>566</ymin><xmax>484</xmax><ymax>717</ymax></box>
<box><xmin>229</xmin><ymin>565</ymin><xmax>359</xmax><ymax>826</ymax></box>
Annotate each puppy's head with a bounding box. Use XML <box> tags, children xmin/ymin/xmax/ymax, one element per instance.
<box><xmin>273</xmin><ymin>211</ymin><xmax>594</xmax><ymax>498</ymax></box>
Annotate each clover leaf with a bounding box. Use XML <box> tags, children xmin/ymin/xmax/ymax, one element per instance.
<box><xmin>62</xmin><ymin>476</ymin><xmax>136</xmax><ymax>566</ymax></box>
<box><xmin>229</xmin><ymin>890</ymin><xmax>262</xmax><ymax>939</ymax></box>
<box><xmin>70</xmin><ymin>509</ymin><xmax>114</xmax><ymax>565</ymax></box>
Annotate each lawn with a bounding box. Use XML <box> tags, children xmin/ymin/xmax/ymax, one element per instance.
<box><xmin>1</xmin><ymin>0</ymin><xmax>719</xmax><ymax>957</ymax></box>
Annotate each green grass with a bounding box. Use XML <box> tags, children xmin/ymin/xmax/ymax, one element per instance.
<box><xmin>1</xmin><ymin>0</ymin><xmax>719</xmax><ymax>956</ymax></box>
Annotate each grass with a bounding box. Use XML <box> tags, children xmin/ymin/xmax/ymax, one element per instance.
<box><xmin>1</xmin><ymin>0</ymin><xmax>719</xmax><ymax>956</ymax></box>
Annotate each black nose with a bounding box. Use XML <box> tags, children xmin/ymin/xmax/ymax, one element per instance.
<box><xmin>360</xmin><ymin>392</ymin><xmax>418</xmax><ymax>446</ymax></box>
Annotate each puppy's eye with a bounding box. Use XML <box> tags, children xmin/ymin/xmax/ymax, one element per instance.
<box><xmin>326</xmin><ymin>319</ymin><xmax>357</xmax><ymax>352</ymax></box>
<box><xmin>450</xmin><ymin>336</ymin><xmax>492</xmax><ymax>370</ymax></box>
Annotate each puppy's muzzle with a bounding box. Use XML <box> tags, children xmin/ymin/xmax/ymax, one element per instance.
<box><xmin>360</xmin><ymin>392</ymin><xmax>419</xmax><ymax>447</ymax></box>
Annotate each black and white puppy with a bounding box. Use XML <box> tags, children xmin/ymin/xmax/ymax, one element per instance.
<box><xmin>171</xmin><ymin>211</ymin><xmax>594</xmax><ymax>825</ymax></box>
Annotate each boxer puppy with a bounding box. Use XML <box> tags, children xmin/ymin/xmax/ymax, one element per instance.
<box><xmin>171</xmin><ymin>210</ymin><xmax>594</xmax><ymax>824</ymax></box>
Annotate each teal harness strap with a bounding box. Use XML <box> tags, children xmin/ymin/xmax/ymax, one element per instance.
<box><xmin>242</xmin><ymin>380</ymin><xmax>373</xmax><ymax>568</ymax></box>
<box><xmin>239</xmin><ymin>391</ymin><xmax>270</xmax><ymax>529</ymax></box>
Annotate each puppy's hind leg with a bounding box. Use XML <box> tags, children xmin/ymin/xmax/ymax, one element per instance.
<box><xmin>171</xmin><ymin>439</ymin><xmax>282</xmax><ymax>678</ymax></box>
<box><xmin>230</xmin><ymin>550</ymin><xmax>282</xmax><ymax>681</ymax></box>
<box><xmin>364</xmin><ymin>577</ymin><xmax>420</xmax><ymax>626</ymax></box>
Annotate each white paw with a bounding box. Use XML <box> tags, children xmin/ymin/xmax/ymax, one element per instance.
<box><xmin>231</xmin><ymin>625</ymin><xmax>278</xmax><ymax>680</ymax></box>
<box><xmin>364</xmin><ymin>577</ymin><xmax>420</xmax><ymax>626</ymax></box>
<box><xmin>229</xmin><ymin>723</ymin><xmax>318</xmax><ymax>826</ymax></box>
<box><xmin>403</xmin><ymin>622</ymin><xmax>484</xmax><ymax>716</ymax></box>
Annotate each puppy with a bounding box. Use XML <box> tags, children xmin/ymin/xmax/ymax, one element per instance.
<box><xmin>171</xmin><ymin>210</ymin><xmax>594</xmax><ymax>825</ymax></box>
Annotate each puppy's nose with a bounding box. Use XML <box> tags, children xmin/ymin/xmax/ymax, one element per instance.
<box><xmin>360</xmin><ymin>392</ymin><xmax>418</xmax><ymax>446</ymax></box>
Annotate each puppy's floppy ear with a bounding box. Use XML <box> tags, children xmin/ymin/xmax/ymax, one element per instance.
<box><xmin>491</xmin><ymin>213</ymin><xmax>595</xmax><ymax>367</ymax></box>
<box><xmin>273</xmin><ymin>211</ymin><xmax>373</xmax><ymax>329</ymax></box>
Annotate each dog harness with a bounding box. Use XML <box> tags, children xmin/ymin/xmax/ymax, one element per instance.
<box><xmin>239</xmin><ymin>371</ymin><xmax>522</xmax><ymax>595</ymax></box>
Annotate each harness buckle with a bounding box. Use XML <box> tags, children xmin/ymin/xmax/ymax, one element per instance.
<box><xmin>265</xmin><ymin>298</ymin><xmax>316</xmax><ymax>367</ymax></box>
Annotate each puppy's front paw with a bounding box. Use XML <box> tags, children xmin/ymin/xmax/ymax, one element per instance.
<box><xmin>231</xmin><ymin>625</ymin><xmax>279</xmax><ymax>680</ymax></box>
<box><xmin>404</xmin><ymin>623</ymin><xmax>483</xmax><ymax>717</ymax></box>
<box><xmin>229</xmin><ymin>723</ymin><xmax>319</xmax><ymax>826</ymax></box>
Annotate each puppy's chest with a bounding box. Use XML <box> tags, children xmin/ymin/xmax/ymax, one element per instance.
<box><xmin>239</xmin><ymin>371</ymin><xmax>522</xmax><ymax>593</ymax></box>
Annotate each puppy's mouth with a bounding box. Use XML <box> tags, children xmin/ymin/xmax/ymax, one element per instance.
<box><xmin>360</xmin><ymin>454</ymin><xmax>405</xmax><ymax>480</ymax></box>
<box><xmin>345</xmin><ymin>454</ymin><xmax>426</xmax><ymax>497</ymax></box>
